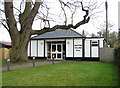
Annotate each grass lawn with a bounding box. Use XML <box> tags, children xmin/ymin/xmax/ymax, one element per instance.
<box><xmin>2</xmin><ymin>62</ymin><xmax>118</xmax><ymax>86</ymax></box>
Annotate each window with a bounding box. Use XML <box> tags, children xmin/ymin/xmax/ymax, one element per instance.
<box><xmin>47</xmin><ymin>43</ymin><xmax>51</xmax><ymax>58</ymax></box>
<box><xmin>92</xmin><ymin>41</ymin><xmax>98</xmax><ymax>46</ymax></box>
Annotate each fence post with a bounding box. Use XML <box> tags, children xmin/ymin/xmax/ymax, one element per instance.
<box><xmin>33</xmin><ymin>56</ymin><xmax>35</xmax><ymax>67</ymax></box>
<box><xmin>7</xmin><ymin>58</ymin><xmax>10</xmax><ymax>71</ymax></box>
<box><xmin>63</xmin><ymin>54</ymin><xmax>65</xmax><ymax>60</ymax></box>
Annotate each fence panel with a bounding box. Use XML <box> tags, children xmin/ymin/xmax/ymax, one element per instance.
<box><xmin>100</xmin><ymin>48</ymin><xmax>114</xmax><ymax>63</ymax></box>
<box><xmin>0</xmin><ymin>48</ymin><xmax>10</xmax><ymax>60</ymax></box>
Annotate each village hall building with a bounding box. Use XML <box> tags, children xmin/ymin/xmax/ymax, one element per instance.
<box><xmin>28</xmin><ymin>29</ymin><xmax>105</xmax><ymax>61</ymax></box>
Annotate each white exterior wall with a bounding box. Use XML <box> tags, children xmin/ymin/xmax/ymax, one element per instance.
<box><xmin>28</xmin><ymin>38</ymin><xmax>104</xmax><ymax>58</ymax></box>
<box><xmin>66</xmin><ymin>39</ymin><xmax>73</xmax><ymax>57</ymax></box>
<box><xmin>74</xmin><ymin>39</ymin><xmax>82</xmax><ymax>57</ymax></box>
<box><xmin>99</xmin><ymin>39</ymin><xmax>104</xmax><ymax>48</ymax></box>
<box><xmin>38</xmin><ymin>40</ymin><xmax>44</xmax><ymax>57</ymax></box>
<box><xmin>28</xmin><ymin>42</ymin><xmax>30</xmax><ymax>56</ymax></box>
<box><xmin>85</xmin><ymin>38</ymin><xmax>104</xmax><ymax>58</ymax></box>
<box><xmin>85</xmin><ymin>40</ymin><xmax>90</xmax><ymax>57</ymax></box>
<box><xmin>31</xmin><ymin>40</ymin><xmax>37</xmax><ymax>56</ymax></box>
<box><xmin>28</xmin><ymin>40</ymin><xmax>45</xmax><ymax>57</ymax></box>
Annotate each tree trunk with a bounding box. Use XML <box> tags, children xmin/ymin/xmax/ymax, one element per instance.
<box><xmin>10</xmin><ymin>32</ymin><xmax>31</xmax><ymax>62</ymax></box>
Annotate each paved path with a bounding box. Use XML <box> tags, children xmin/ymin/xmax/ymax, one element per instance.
<box><xmin>1</xmin><ymin>60</ymin><xmax>66</xmax><ymax>71</ymax></box>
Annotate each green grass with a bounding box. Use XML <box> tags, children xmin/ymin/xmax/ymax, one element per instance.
<box><xmin>1</xmin><ymin>60</ymin><xmax>8</xmax><ymax>67</ymax></box>
<box><xmin>2</xmin><ymin>62</ymin><xmax>118</xmax><ymax>86</ymax></box>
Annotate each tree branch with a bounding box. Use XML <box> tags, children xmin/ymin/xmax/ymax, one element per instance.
<box><xmin>0</xmin><ymin>22</ymin><xmax>9</xmax><ymax>32</ymax></box>
<box><xmin>19</xmin><ymin>0</ymin><xmax>41</xmax><ymax>32</ymax></box>
<box><xmin>27</xmin><ymin>1</ymin><xmax>41</xmax><ymax>24</ymax></box>
<box><xmin>19</xmin><ymin>0</ymin><xmax>32</xmax><ymax>27</ymax></box>
<box><xmin>31</xmin><ymin>1</ymin><xmax>90</xmax><ymax>35</ymax></box>
<box><xmin>4</xmin><ymin>0</ymin><xmax>20</xmax><ymax>43</ymax></box>
<box><xmin>59</xmin><ymin>0</ymin><xmax>67</xmax><ymax>25</ymax></box>
<box><xmin>31</xmin><ymin>17</ymin><xmax>90</xmax><ymax>35</ymax></box>
<box><xmin>4</xmin><ymin>1</ymin><xmax>18</xmax><ymax>33</ymax></box>
<box><xmin>81</xmin><ymin>2</ymin><xmax>89</xmax><ymax>20</ymax></box>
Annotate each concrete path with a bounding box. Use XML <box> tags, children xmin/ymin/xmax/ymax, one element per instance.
<box><xmin>2</xmin><ymin>60</ymin><xmax>65</xmax><ymax>71</ymax></box>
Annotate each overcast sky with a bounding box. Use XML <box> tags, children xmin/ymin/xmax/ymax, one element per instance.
<box><xmin>0</xmin><ymin>0</ymin><xmax>120</xmax><ymax>42</ymax></box>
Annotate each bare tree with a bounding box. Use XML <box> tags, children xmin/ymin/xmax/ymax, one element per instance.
<box><xmin>97</xmin><ymin>21</ymin><xmax>114</xmax><ymax>38</ymax></box>
<box><xmin>97</xmin><ymin>21</ymin><xmax>118</xmax><ymax>47</ymax></box>
<box><xmin>0</xmin><ymin>0</ymin><xmax>102</xmax><ymax>62</ymax></box>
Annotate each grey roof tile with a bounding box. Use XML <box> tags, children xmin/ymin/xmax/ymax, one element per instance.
<box><xmin>32</xmin><ymin>29</ymin><xmax>84</xmax><ymax>39</ymax></box>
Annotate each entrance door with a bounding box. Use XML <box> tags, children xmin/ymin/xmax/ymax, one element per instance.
<box><xmin>51</xmin><ymin>44</ymin><xmax>63</xmax><ymax>60</ymax></box>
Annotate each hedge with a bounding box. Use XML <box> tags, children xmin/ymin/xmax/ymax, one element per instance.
<box><xmin>117</xmin><ymin>47</ymin><xmax>120</xmax><ymax>86</ymax></box>
<box><xmin>114</xmin><ymin>47</ymin><xmax>120</xmax><ymax>62</ymax></box>
<box><xmin>114</xmin><ymin>46</ymin><xmax>120</xmax><ymax>86</ymax></box>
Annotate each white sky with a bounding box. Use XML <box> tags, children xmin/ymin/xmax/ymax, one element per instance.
<box><xmin>0</xmin><ymin>0</ymin><xmax>120</xmax><ymax>42</ymax></box>
<box><xmin>119</xmin><ymin>1</ymin><xmax>120</xmax><ymax>29</ymax></box>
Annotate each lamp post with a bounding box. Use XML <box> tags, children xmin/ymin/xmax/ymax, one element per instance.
<box><xmin>7</xmin><ymin>58</ymin><xmax>10</xmax><ymax>71</ymax></box>
<box><xmin>63</xmin><ymin>54</ymin><xmax>65</xmax><ymax>60</ymax></box>
<box><xmin>33</xmin><ymin>56</ymin><xmax>35</xmax><ymax>67</ymax></box>
<box><xmin>52</xmin><ymin>55</ymin><xmax>54</xmax><ymax>64</ymax></box>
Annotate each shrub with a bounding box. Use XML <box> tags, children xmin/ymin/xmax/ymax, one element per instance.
<box><xmin>117</xmin><ymin>47</ymin><xmax>120</xmax><ymax>86</ymax></box>
<box><xmin>115</xmin><ymin>46</ymin><xmax>120</xmax><ymax>86</ymax></box>
<box><xmin>114</xmin><ymin>47</ymin><xmax>119</xmax><ymax>64</ymax></box>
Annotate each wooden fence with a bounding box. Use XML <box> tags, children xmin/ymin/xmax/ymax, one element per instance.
<box><xmin>0</xmin><ymin>48</ymin><xmax>11</xmax><ymax>60</ymax></box>
<box><xmin>100</xmin><ymin>48</ymin><xmax>114</xmax><ymax>63</ymax></box>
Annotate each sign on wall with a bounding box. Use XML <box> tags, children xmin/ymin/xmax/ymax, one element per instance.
<box><xmin>74</xmin><ymin>44</ymin><xmax>82</xmax><ymax>51</ymax></box>
<box><xmin>74</xmin><ymin>39</ymin><xmax>82</xmax><ymax>57</ymax></box>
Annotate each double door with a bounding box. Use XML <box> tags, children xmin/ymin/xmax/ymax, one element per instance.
<box><xmin>51</xmin><ymin>44</ymin><xmax>63</xmax><ymax>60</ymax></box>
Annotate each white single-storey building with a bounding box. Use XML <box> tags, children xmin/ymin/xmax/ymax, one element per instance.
<box><xmin>28</xmin><ymin>29</ymin><xmax>105</xmax><ymax>61</ymax></box>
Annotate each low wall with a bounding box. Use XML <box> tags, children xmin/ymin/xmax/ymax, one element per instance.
<box><xmin>100</xmin><ymin>48</ymin><xmax>114</xmax><ymax>63</ymax></box>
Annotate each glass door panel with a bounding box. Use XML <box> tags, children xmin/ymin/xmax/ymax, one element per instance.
<box><xmin>52</xmin><ymin>45</ymin><xmax>56</xmax><ymax>52</ymax></box>
<box><xmin>57</xmin><ymin>54</ymin><xmax>61</xmax><ymax>58</ymax></box>
<box><xmin>57</xmin><ymin>45</ymin><xmax>61</xmax><ymax>52</ymax></box>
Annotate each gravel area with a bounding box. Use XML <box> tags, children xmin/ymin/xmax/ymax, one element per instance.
<box><xmin>2</xmin><ymin>60</ymin><xmax>65</xmax><ymax>71</ymax></box>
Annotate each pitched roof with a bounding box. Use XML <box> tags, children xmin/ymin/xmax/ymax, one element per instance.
<box><xmin>0</xmin><ymin>41</ymin><xmax>12</xmax><ymax>46</ymax></box>
<box><xmin>32</xmin><ymin>29</ymin><xmax>85</xmax><ymax>40</ymax></box>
